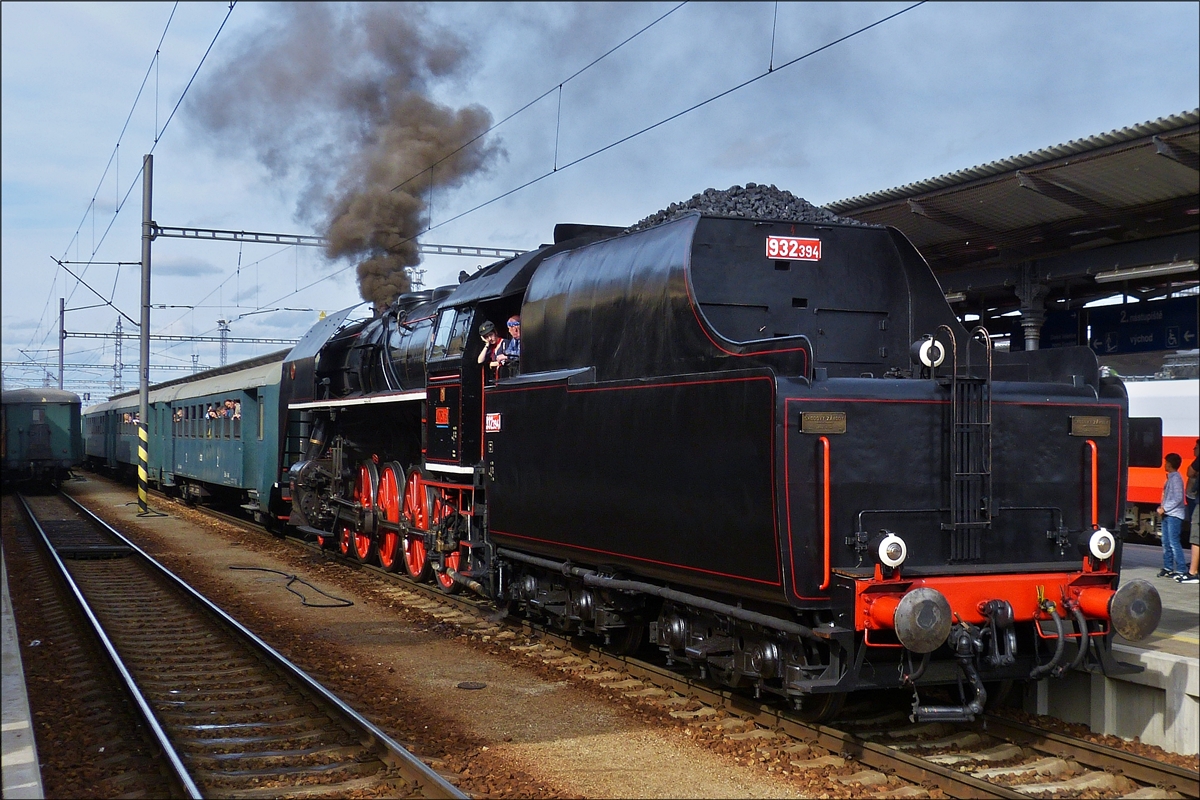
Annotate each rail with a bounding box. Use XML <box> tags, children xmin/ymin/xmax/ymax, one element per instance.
<box><xmin>19</xmin><ymin>491</ymin><xmax>466</xmax><ymax>799</ymax></box>
<box><xmin>93</xmin><ymin>480</ymin><xmax>1200</xmax><ymax>798</ymax></box>
<box><xmin>17</xmin><ymin>493</ymin><xmax>200</xmax><ymax>798</ymax></box>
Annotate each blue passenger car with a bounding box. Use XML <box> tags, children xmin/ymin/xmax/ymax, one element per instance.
<box><xmin>2</xmin><ymin>387</ymin><xmax>83</xmax><ymax>488</ymax></box>
<box><xmin>82</xmin><ymin>351</ymin><xmax>288</xmax><ymax>522</ymax></box>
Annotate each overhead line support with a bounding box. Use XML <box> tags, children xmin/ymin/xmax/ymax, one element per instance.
<box><xmin>149</xmin><ymin>225</ymin><xmax>526</xmax><ymax>260</ymax></box>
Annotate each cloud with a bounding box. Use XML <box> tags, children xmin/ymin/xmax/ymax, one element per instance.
<box><xmin>153</xmin><ymin>256</ymin><xmax>221</xmax><ymax>277</ymax></box>
<box><xmin>2</xmin><ymin>316</ymin><xmax>42</xmax><ymax>331</ymax></box>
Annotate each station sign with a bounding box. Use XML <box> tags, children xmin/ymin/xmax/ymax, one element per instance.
<box><xmin>1085</xmin><ymin>296</ymin><xmax>1198</xmax><ymax>355</ymax></box>
<box><xmin>1038</xmin><ymin>309</ymin><xmax>1082</xmax><ymax>350</ymax></box>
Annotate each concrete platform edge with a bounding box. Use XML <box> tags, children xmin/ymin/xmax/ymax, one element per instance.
<box><xmin>1027</xmin><ymin>642</ymin><xmax>1200</xmax><ymax>756</ymax></box>
<box><xmin>1</xmin><ymin>540</ymin><xmax>44</xmax><ymax>799</ymax></box>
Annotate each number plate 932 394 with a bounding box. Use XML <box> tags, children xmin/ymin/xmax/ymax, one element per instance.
<box><xmin>766</xmin><ymin>235</ymin><xmax>821</xmax><ymax>261</ymax></box>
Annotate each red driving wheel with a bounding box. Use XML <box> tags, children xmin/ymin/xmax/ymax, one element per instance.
<box><xmin>352</xmin><ymin>461</ymin><xmax>379</xmax><ymax>564</ymax></box>
<box><xmin>338</xmin><ymin>523</ymin><xmax>353</xmax><ymax>556</ymax></box>
<box><xmin>436</xmin><ymin>548</ymin><xmax>462</xmax><ymax>594</ymax></box>
<box><xmin>400</xmin><ymin>468</ymin><xmax>432</xmax><ymax>581</ymax></box>
<box><xmin>376</xmin><ymin>462</ymin><xmax>404</xmax><ymax>573</ymax></box>
<box><xmin>428</xmin><ymin>487</ymin><xmax>459</xmax><ymax>594</ymax></box>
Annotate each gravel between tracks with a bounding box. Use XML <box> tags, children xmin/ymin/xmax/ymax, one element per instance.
<box><xmin>54</xmin><ymin>475</ymin><xmax>1199</xmax><ymax>797</ymax></box>
<box><xmin>60</xmin><ymin>477</ymin><xmax>836</xmax><ymax>799</ymax></box>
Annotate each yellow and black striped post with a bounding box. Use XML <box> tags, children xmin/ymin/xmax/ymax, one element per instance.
<box><xmin>137</xmin><ymin>421</ymin><xmax>150</xmax><ymax>514</ymax></box>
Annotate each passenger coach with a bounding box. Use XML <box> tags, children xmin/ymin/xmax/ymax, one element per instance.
<box><xmin>82</xmin><ymin>351</ymin><xmax>288</xmax><ymax>523</ymax></box>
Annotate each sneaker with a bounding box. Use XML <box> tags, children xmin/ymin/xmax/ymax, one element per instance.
<box><xmin>1157</xmin><ymin>568</ymin><xmax>1175</xmax><ymax>577</ymax></box>
<box><xmin>1176</xmin><ymin>573</ymin><xmax>1199</xmax><ymax>584</ymax></box>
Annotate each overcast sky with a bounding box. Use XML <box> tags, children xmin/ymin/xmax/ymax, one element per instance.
<box><xmin>3</xmin><ymin>1</ymin><xmax>1198</xmax><ymax>397</ymax></box>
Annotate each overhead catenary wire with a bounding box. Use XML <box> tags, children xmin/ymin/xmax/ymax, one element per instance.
<box><xmin>388</xmin><ymin>1</ymin><xmax>689</xmax><ymax>196</ymax></box>
<box><xmin>26</xmin><ymin>2</ymin><xmax>181</xmax><ymax>358</ymax></box>
<box><xmin>32</xmin><ymin>2</ymin><xmax>725</xmax><ymax>375</ymax></box>
<box><xmin>40</xmin><ymin>2</ymin><xmax>923</xmax><ymax>387</ymax></box>
<box><xmin>30</xmin><ymin>2</ymin><xmax>237</xmax><ymax>360</ymax></box>
<box><xmin>68</xmin><ymin>1</ymin><xmax>238</xmax><ymax>301</ymax></box>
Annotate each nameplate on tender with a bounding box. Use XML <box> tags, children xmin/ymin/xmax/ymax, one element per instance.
<box><xmin>801</xmin><ymin>411</ymin><xmax>846</xmax><ymax>434</ymax></box>
<box><xmin>1070</xmin><ymin>416</ymin><xmax>1111</xmax><ymax>437</ymax></box>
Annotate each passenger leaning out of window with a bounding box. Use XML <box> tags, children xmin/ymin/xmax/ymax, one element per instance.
<box><xmin>496</xmin><ymin>315</ymin><xmax>521</xmax><ymax>377</ymax></box>
<box><xmin>478</xmin><ymin>321</ymin><xmax>504</xmax><ymax>383</ymax></box>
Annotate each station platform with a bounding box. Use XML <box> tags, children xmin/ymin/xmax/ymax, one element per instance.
<box><xmin>1</xmin><ymin>540</ymin><xmax>44</xmax><ymax>799</ymax></box>
<box><xmin>1027</xmin><ymin>542</ymin><xmax>1200</xmax><ymax>756</ymax></box>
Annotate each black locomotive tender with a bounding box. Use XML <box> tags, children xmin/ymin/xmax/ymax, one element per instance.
<box><xmin>282</xmin><ymin>209</ymin><xmax>1160</xmax><ymax>721</ymax></box>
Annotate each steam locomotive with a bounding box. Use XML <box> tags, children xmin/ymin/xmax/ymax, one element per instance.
<box><xmin>279</xmin><ymin>211</ymin><xmax>1162</xmax><ymax>721</ymax></box>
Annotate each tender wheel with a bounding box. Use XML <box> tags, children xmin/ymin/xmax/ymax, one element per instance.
<box><xmin>603</xmin><ymin>622</ymin><xmax>646</xmax><ymax>656</ymax></box>
<box><xmin>984</xmin><ymin>679</ymin><xmax>1016</xmax><ymax>711</ymax></box>
<box><xmin>352</xmin><ymin>461</ymin><xmax>379</xmax><ymax>565</ymax></box>
<box><xmin>792</xmin><ymin>691</ymin><xmax>845</xmax><ymax>723</ymax></box>
<box><xmin>401</xmin><ymin>468</ymin><xmax>432</xmax><ymax>582</ymax></box>
<box><xmin>376</xmin><ymin>462</ymin><xmax>405</xmax><ymax>573</ymax></box>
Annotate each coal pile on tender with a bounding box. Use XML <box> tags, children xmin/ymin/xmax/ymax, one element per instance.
<box><xmin>625</xmin><ymin>183</ymin><xmax>869</xmax><ymax>233</ymax></box>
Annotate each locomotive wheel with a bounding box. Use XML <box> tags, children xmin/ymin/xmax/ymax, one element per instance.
<box><xmin>338</xmin><ymin>523</ymin><xmax>353</xmax><ymax>556</ymax></box>
<box><xmin>983</xmin><ymin>679</ymin><xmax>1015</xmax><ymax>711</ymax></box>
<box><xmin>436</xmin><ymin>550</ymin><xmax>462</xmax><ymax>594</ymax></box>
<box><xmin>376</xmin><ymin>462</ymin><xmax>404</xmax><ymax>573</ymax></box>
<box><xmin>403</xmin><ymin>535</ymin><xmax>431</xmax><ymax>581</ymax></box>
<box><xmin>352</xmin><ymin>461</ymin><xmax>379</xmax><ymax>565</ymax></box>
<box><xmin>792</xmin><ymin>691</ymin><xmax>845</xmax><ymax>723</ymax></box>
<box><xmin>603</xmin><ymin>622</ymin><xmax>646</xmax><ymax>656</ymax></box>
<box><xmin>353</xmin><ymin>528</ymin><xmax>376</xmax><ymax>564</ymax></box>
<box><xmin>401</xmin><ymin>468</ymin><xmax>432</xmax><ymax>581</ymax></box>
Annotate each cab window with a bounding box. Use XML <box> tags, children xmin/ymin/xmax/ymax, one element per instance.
<box><xmin>428</xmin><ymin>310</ymin><xmax>454</xmax><ymax>359</ymax></box>
<box><xmin>446</xmin><ymin>310</ymin><xmax>472</xmax><ymax>358</ymax></box>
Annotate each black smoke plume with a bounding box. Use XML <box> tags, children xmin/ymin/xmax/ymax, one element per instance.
<box><xmin>188</xmin><ymin>3</ymin><xmax>498</xmax><ymax>308</ymax></box>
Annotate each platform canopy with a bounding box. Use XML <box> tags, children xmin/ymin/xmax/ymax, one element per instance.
<box><xmin>825</xmin><ymin>110</ymin><xmax>1199</xmax><ymax>323</ymax></box>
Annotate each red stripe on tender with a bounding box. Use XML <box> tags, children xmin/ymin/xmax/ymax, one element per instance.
<box><xmin>491</xmin><ymin>529</ymin><xmax>782</xmax><ymax>586</ymax></box>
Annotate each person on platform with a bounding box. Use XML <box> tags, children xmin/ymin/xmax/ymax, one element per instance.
<box><xmin>1176</xmin><ymin>439</ymin><xmax>1199</xmax><ymax>584</ymax></box>
<box><xmin>1157</xmin><ymin>452</ymin><xmax>1187</xmax><ymax>578</ymax></box>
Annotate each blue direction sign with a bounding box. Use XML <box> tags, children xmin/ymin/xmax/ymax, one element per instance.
<box><xmin>1086</xmin><ymin>296</ymin><xmax>1198</xmax><ymax>355</ymax></box>
<box><xmin>1039</xmin><ymin>309</ymin><xmax>1082</xmax><ymax>350</ymax></box>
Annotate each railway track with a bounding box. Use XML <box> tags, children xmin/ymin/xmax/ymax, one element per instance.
<box><xmin>119</xmin><ymin>485</ymin><xmax>1200</xmax><ymax>797</ymax></box>
<box><xmin>16</xmin><ymin>491</ymin><xmax>466</xmax><ymax>800</ymax></box>
<box><xmin>2</xmin><ymin>495</ymin><xmax>180</xmax><ymax>798</ymax></box>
